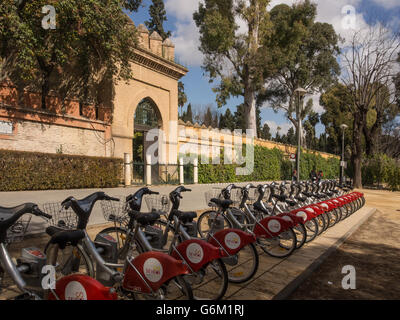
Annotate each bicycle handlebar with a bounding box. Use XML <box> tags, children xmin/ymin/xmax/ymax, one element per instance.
<box><xmin>104</xmin><ymin>196</ymin><xmax>120</xmax><ymax>202</ymax></box>
<box><xmin>32</xmin><ymin>205</ymin><xmax>53</xmax><ymax>220</ymax></box>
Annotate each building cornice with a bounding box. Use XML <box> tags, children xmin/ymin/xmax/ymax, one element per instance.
<box><xmin>133</xmin><ymin>47</ymin><xmax>188</xmax><ymax>80</ymax></box>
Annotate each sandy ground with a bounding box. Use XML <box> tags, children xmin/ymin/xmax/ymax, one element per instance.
<box><xmin>289</xmin><ymin>189</ymin><xmax>400</xmax><ymax>300</ymax></box>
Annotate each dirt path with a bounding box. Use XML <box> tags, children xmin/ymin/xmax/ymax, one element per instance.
<box><xmin>289</xmin><ymin>189</ymin><xmax>400</xmax><ymax>300</ymax></box>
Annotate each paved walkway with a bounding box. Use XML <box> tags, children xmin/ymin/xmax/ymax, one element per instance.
<box><xmin>225</xmin><ymin>206</ymin><xmax>376</xmax><ymax>300</ymax></box>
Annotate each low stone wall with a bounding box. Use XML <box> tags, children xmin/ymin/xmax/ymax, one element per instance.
<box><xmin>177</xmin><ymin>120</ymin><xmax>339</xmax><ymax>160</ymax></box>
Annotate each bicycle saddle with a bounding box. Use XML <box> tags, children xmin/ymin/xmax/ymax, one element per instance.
<box><xmin>272</xmin><ymin>194</ymin><xmax>287</xmax><ymax>202</ymax></box>
<box><xmin>171</xmin><ymin>210</ymin><xmax>197</xmax><ymax>223</ymax></box>
<box><xmin>285</xmin><ymin>199</ymin><xmax>297</xmax><ymax>207</ymax></box>
<box><xmin>295</xmin><ymin>196</ymin><xmax>307</xmax><ymax>202</ymax></box>
<box><xmin>129</xmin><ymin>210</ymin><xmax>160</xmax><ymax>226</ymax></box>
<box><xmin>253</xmin><ymin>202</ymin><xmax>269</xmax><ymax>215</ymax></box>
<box><xmin>210</xmin><ymin>198</ymin><xmax>233</xmax><ymax>210</ymax></box>
<box><xmin>48</xmin><ymin>229</ymin><xmax>85</xmax><ymax>250</ymax></box>
<box><xmin>46</xmin><ymin>226</ymin><xmax>65</xmax><ymax>237</ymax></box>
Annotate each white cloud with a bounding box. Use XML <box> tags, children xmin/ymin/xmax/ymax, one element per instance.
<box><xmin>371</xmin><ymin>0</ymin><xmax>400</xmax><ymax>9</ymax></box>
<box><xmin>171</xmin><ymin>20</ymin><xmax>203</xmax><ymax>66</ymax></box>
<box><xmin>309</xmin><ymin>94</ymin><xmax>324</xmax><ymax>115</ymax></box>
<box><xmin>264</xmin><ymin>120</ymin><xmax>293</xmax><ymax>136</ymax></box>
<box><xmin>165</xmin><ymin>0</ymin><xmax>199</xmax><ymax>22</ymax></box>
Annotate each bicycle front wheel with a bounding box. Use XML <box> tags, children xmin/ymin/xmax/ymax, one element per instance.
<box><xmin>197</xmin><ymin>210</ymin><xmax>232</xmax><ymax>238</ymax></box>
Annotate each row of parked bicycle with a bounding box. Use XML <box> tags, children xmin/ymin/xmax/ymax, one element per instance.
<box><xmin>0</xmin><ymin>179</ymin><xmax>364</xmax><ymax>300</ymax></box>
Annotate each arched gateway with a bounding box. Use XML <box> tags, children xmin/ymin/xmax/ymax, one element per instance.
<box><xmin>132</xmin><ymin>98</ymin><xmax>162</xmax><ymax>184</ymax></box>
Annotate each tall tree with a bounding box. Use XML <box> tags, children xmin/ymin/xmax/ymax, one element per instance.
<box><xmin>233</xmin><ymin>103</ymin><xmax>247</xmax><ymax>131</ymax></box>
<box><xmin>0</xmin><ymin>0</ymin><xmax>138</xmax><ymax>110</ymax></box>
<box><xmin>182</xmin><ymin>103</ymin><xmax>193</xmax><ymax>123</ymax></box>
<box><xmin>286</xmin><ymin>127</ymin><xmax>296</xmax><ymax>145</ymax></box>
<box><xmin>260</xmin><ymin>123</ymin><xmax>272</xmax><ymax>140</ymax></box>
<box><xmin>341</xmin><ymin>25</ymin><xmax>400</xmax><ymax>187</ymax></box>
<box><xmin>145</xmin><ymin>0</ymin><xmax>171</xmax><ymax>40</ymax></box>
<box><xmin>219</xmin><ymin>108</ymin><xmax>235</xmax><ymax>131</ymax></box>
<box><xmin>258</xmin><ymin>0</ymin><xmax>340</xmax><ymax>146</ymax></box>
<box><xmin>320</xmin><ymin>84</ymin><xmax>354</xmax><ymax>155</ymax></box>
<box><xmin>204</xmin><ymin>106</ymin><xmax>213</xmax><ymax>127</ymax></box>
<box><xmin>178</xmin><ymin>81</ymin><xmax>187</xmax><ymax>117</ymax></box>
<box><xmin>395</xmin><ymin>53</ymin><xmax>400</xmax><ymax>107</ymax></box>
<box><xmin>194</xmin><ymin>0</ymin><xmax>272</xmax><ymax>137</ymax></box>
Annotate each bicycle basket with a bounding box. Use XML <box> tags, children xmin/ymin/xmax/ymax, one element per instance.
<box><xmin>100</xmin><ymin>196</ymin><xmax>129</xmax><ymax>223</ymax></box>
<box><xmin>42</xmin><ymin>203</ymin><xmax>78</xmax><ymax>230</ymax></box>
<box><xmin>230</xmin><ymin>188</ymin><xmax>243</xmax><ymax>206</ymax></box>
<box><xmin>204</xmin><ymin>189</ymin><xmax>223</xmax><ymax>207</ymax></box>
<box><xmin>144</xmin><ymin>194</ymin><xmax>170</xmax><ymax>214</ymax></box>
<box><xmin>5</xmin><ymin>215</ymin><xmax>32</xmax><ymax>244</ymax></box>
<box><xmin>247</xmin><ymin>188</ymin><xmax>259</xmax><ymax>203</ymax></box>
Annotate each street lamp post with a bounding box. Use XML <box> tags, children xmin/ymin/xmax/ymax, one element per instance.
<box><xmin>294</xmin><ymin>87</ymin><xmax>307</xmax><ymax>182</ymax></box>
<box><xmin>340</xmin><ymin>124</ymin><xmax>348</xmax><ymax>184</ymax></box>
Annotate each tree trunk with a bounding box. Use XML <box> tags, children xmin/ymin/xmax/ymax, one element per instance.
<box><xmin>41</xmin><ymin>75</ymin><xmax>50</xmax><ymax>110</ymax></box>
<box><xmin>244</xmin><ymin>87</ymin><xmax>257</xmax><ymax>137</ymax></box>
<box><xmin>352</xmin><ymin>112</ymin><xmax>364</xmax><ymax>188</ymax></box>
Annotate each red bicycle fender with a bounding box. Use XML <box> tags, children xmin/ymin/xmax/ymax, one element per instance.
<box><xmin>303</xmin><ymin>206</ymin><xmax>322</xmax><ymax>216</ymax></box>
<box><xmin>208</xmin><ymin>228</ymin><xmax>256</xmax><ymax>256</ymax></box>
<box><xmin>318</xmin><ymin>202</ymin><xmax>333</xmax><ymax>211</ymax></box>
<box><xmin>49</xmin><ymin>274</ymin><xmax>118</xmax><ymax>300</ymax></box>
<box><xmin>290</xmin><ymin>208</ymin><xmax>316</xmax><ymax>221</ymax></box>
<box><xmin>310</xmin><ymin>205</ymin><xmax>325</xmax><ymax>215</ymax></box>
<box><xmin>171</xmin><ymin>239</ymin><xmax>223</xmax><ymax>272</ymax></box>
<box><xmin>277</xmin><ymin>212</ymin><xmax>304</xmax><ymax>226</ymax></box>
<box><xmin>254</xmin><ymin>216</ymin><xmax>292</xmax><ymax>239</ymax></box>
<box><xmin>123</xmin><ymin>251</ymin><xmax>189</xmax><ymax>294</ymax></box>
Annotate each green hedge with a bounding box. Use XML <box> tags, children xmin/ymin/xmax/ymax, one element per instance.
<box><xmin>198</xmin><ymin>146</ymin><xmax>340</xmax><ymax>184</ymax></box>
<box><xmin>0</xmin><ymin>149</ymin><xmax>123</xmax><ymax>191</ymax></box>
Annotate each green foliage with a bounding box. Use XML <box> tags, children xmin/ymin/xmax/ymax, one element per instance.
<box><xmin>258</xmin><ymin>0</ymin><xmax>340</xmax><ymax>144</ymax></box>
<box><xmin>0</xmin><ymin>0</ymin><xmax>138</xmax><ymax>108</ymax></box>
<box><xmin>362</xmin><ymin>153</ymin><xmax>400</xmax><ymax>190</ymax></box>
<box><xmin>194</xmin><ymin>0</ymin><xmax>272</xmax><ymax>133</ymax></box>
<box><xmin>145</xmin><ymin>0</ymin><xmax>171</xmax><ymax>40</ymax></box>
<box><xmin>182</xmin><ymin>103</ymin><xmax>193</xmax><ymax>123</ymax></box>
<box><xmin>387</xmin><ymin>166</ymin><xmax>400</xmax><ymax>192</ymax></box>
<box><xmin>198</xmin><ymin>145</ymin><xmax>339</xmax><ymax>184</ymax></box>
<box><xmin>0</xmin><ymin>149</ymin><xmax>123</xmax><ymax>191</ymax></box>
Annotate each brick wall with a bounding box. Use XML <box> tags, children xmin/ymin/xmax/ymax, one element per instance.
<box><xmin>0</xmin><ymin>120</ymin><xmax>112</xmax><ymax>157</ymax></box>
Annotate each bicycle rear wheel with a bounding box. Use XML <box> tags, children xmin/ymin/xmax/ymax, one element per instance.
<box><xmin>134</xmin><ymin>275</ymin><xmax>193</xmax><ymax>300</ymax></box>
<box><xmin>257</xmin><ymin>228</ymin><xmax>297</xmax><ymax>258</ymax></box>
<box><xmin>225</xmin><ymin>243</ymin><xmax>259</xmax><ymax>284</ymax></box>
<box><xmin>185</xmin><ymin>259</ymin><xmax>228</xmax><ymax>300</ymax></box>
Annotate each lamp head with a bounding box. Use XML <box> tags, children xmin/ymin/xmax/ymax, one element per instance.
<box><xmin>294</xmin><ymin>87</ymin><xmax>307</xmax><ymax>97</ymax></box>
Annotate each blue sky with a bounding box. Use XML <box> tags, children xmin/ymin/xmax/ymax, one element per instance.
<box><xmin>129</xmin><ymin>0</ymin><xmax>400</xmax><ymax>137</ymax></box>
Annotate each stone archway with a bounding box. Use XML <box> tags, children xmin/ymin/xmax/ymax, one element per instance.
<box><xmin>132</xmin><ymin>97</ymin><xmax>162</xmax><ymax>184</ymax></box>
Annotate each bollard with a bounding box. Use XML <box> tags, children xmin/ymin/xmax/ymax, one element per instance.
<box><xmin>179</xmin><ymin>158</ymin><xmax>184</xmax><ymax>185</ymax></box>
<box><xmin>146</xmin><ymin>154</ymin><xmax>152</xmax><ymax>185</ymax></box>
<box><xmin>124</xmin><ymin>153</ymin><xmax>132</xmax><ymax>187</ymax></box>
<box><xmin>193</xmin><ymin>158</ymin><xmax>198</xmax><ymax>184</ymax></box>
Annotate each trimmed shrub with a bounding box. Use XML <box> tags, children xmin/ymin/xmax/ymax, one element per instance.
<box><xmin>0</xmin><ymin>149</ymin><xmax>123</xmax><ymax>191</ymax></box>
<box><xmin>198</xmin><ymin>146</ymin><xmax>339</xmax><ymax>184</ymax></box>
